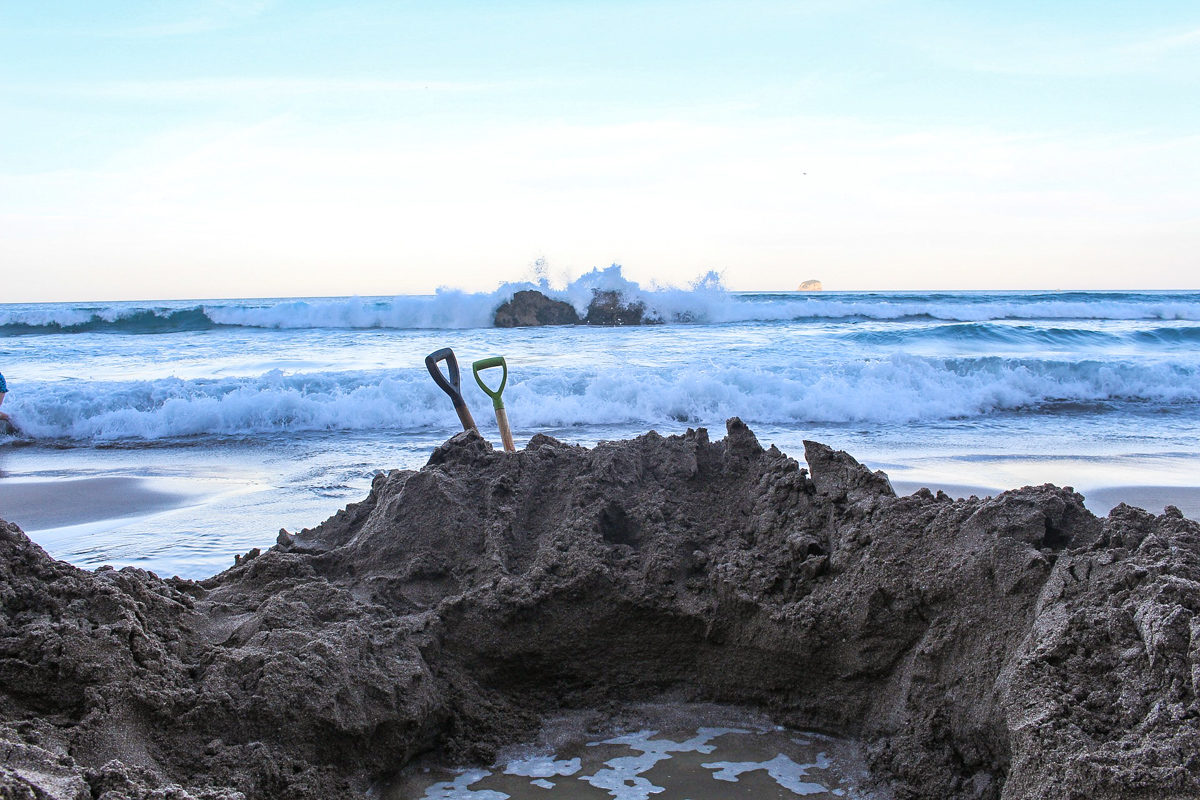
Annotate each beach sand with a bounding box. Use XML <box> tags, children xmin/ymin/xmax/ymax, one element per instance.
<box><xmin>0</xmin><ymin>474</ymin><xmax>1194</xmax><ymax>576</ymax></box>
<box><xmin>3</xmin><ymin>423</ymin><xmax>1200</xmax><ymax>799</ymax></box>
<box><xmin>0</xmin><ymin>476</ymin><xmax>195</xmax><ymax>532</ymax></box>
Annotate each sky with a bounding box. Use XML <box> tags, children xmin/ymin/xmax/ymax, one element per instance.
<box><xmin>1</xmin><ymin>0</ymin><xmax>1198</xmax><ymax>301</ymax></box>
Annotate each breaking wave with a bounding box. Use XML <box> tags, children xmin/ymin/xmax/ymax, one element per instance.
<box><xmin>5</xmin><ymin>356</ymin><xmax>1198</xmax><ymax>444</ymax></box>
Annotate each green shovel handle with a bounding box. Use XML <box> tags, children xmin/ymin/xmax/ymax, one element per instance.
<box><xmin>472</xmin><ymin>356</ymin><xmax>508</xmax><ymax>410</ymax></box>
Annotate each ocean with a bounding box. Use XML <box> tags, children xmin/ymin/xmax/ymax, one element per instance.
<box><xmin>3</xmin><ymin>268</ymin><xmax>1199</xmax><ymax>579</ymax></box>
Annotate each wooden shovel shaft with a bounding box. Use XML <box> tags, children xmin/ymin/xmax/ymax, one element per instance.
<box><xmin>455</xmin><ymin>403</ymin><xmax>477</xmax><ymax>434</ymax></box>
<box><xmin>494</xmin><ymin>407</ymin><xmax>516</xmax><ymax>452</ymax></box>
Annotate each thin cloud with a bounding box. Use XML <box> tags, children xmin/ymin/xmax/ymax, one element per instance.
<box><xmin>16</xmin><ymin>77</ymin><xmax>516</xmax><ymax>101</ymax></box>
<box><xmin>37</xmin><ymin>0</ymin><xmax>277</xmax><ymax>39</ymax></box>
<box><xmin>896</xmin><ymin>9</ymin><xmax>1200</xmax><ymax>78</ymax></box>
<box><xmin>1121</xmin><ymin>27</ymin><xmax>1200</xmax><ymax>58</ymax></box>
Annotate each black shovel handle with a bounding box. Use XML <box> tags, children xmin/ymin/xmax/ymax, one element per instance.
<box><xmin>425</xmin><ymin>348</ymin><xmax>478</xmax><ymax>432</ymax></box>
<box><xmin>426</xmin><ymin>348</ymin><xmax>464</xmax><ymax>404</ymax></box>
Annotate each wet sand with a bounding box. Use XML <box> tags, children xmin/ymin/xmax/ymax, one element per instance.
<box><xmin>0</xmin><ymin>476</ymin><xmax>195</xmax><ymax>532</ymax></box>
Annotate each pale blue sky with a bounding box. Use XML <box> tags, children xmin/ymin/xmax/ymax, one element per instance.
<box><xmin>2</xmin><ymin>1</ymin><xmax>1198</xmax><ymax>300</ymax></box>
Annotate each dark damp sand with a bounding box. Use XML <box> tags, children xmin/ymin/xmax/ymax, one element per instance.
<box><xmin>891</xmin><ymin>481</ymin><xmax>1200</xmax><ymax>521</ymax></box>
<box><xmin>0</xmin><ymin>474</ymin><xmax>1193</xmax><ymax>558</ymax></box>
<box><xmin>0</xmin><ymin>476</ymin><xmax>193</xmax><ymax>531</ymax></box>
<box><xmin>5</xmin><ymin>427</ymin><xmax>1200</xmax><ymax>799</ymax></box>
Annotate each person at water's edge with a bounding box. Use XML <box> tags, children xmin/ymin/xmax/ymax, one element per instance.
<box><xmin>0</xmin><ymin>371</ymin><xmax>13</xmax><ymax>431</ymax></box>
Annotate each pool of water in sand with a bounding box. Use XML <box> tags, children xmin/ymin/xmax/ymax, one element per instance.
<box><xmin>383</xmin><ymin>711</ymin><xmax>872</xmax><ymax>800</ymax></box>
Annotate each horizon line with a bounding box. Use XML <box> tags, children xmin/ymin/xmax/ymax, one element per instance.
<box><xmin>4</xmin><ymin>286</ymin><xmax>1200</xmax><ymax>306</ymax></box>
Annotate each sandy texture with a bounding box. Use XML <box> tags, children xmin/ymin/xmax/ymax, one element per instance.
<box><xmin>2</xmin><ymin>419</ymin><xmax>1199</xmax><ymax>799</ymax></box>
<box><xmin>0</xmin><ymin>477</ymin><xmax>192</xmax><ymax>531</ymax></box>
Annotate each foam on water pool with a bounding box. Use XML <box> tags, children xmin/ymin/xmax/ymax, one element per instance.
<box><xmin>503</xmin><ymin>755</ymin><xmax>582</xmax><ymax>779</ymax></box>
<box><xmin>704</xmin><ymin>752</ymin><xmax>833</xmax><ymax>795</ymax></box>
<box><xmin>385</xmin><ymin>706</ymin><xmax>873</xmax><ymax>800</ymax></box>
<box><xmin>578</xmin><ymin>727</ymin><xmax>752</xmax><ymax>799</ymax></box>
<box><xmin>415</xmin><ymin>769</ymin><xmax>504</xmax><ymax>800</ymax></box>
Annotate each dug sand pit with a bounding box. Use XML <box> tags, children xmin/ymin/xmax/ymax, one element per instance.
<box><xmin>2</xmin><ymin>419</ymin><xmax>1199</xmax><ymax>799</ymax></box>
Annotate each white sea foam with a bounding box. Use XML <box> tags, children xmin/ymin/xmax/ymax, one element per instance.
<box><xmin>503</xmin><ymin>755</ymin><xmax>581</xmax><ymax>779</ymax></box>
<box><xmin>581</xmin><ymin>728</ymin><xmax>737</xmax><ymax>800</ymax></box>
<box><xmin>402</xmin><ymin>725</ymin><xmax>855</xmax><ymax>800</ymax></box>
<box><xmin>703</xmin><ymin>752</ymin><xmax>833</xmax><ymax>795</ymax></box>
<box><xmin>4</xmin><ymin>271</ymin><xmax>1200</xmax><ymax>334</ymax></box>
<box><xmin>4</xmin><ymin>354</ymin><xmax>1198</xmax><ymax>443</ymax></box>
<box><xmin>418</xmin><ymin>769</ymin><xmax>506</xmax><ymax>800</ymax></box>
<box><xmin>203</xmin><ymin>289</ymin><xmax>505</xmax><ymax>330</ymax></box>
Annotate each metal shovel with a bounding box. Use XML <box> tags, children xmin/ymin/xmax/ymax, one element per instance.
<box><xmin>472</xmin><ymin>356</ymin><xmax>516</xmax><ymax>452</ymax></box>
<box><xmin>425</xmin><ymin>348</ymin><xmax>478</xmax><ymax>433</ymax></box>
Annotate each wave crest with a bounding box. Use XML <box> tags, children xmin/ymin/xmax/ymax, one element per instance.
<box><xmin>5</xmin><ymin>356</ymin><xmax>1198</xmax><ymax>443</ymax></box>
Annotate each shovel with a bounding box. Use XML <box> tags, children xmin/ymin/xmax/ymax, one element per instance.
<box><xmin>472</xmin><ymin>356</ymin><xmax>516</xmax><ymax>452</ymax></box>
<box><xmin>425</xmin><ymin>348</ymin><xmax>478</xmax><ymax>433</ymax></box>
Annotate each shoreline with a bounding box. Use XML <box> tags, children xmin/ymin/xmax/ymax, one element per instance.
<box><xmin>0</xmin><ymin>476</ymin><xmax>199</xmax><ymax>532</ymax></box>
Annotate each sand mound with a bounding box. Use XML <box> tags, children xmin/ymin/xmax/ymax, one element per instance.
<box><xmin>2</xmin><ymin>420</ymin><xmax>1199</xmax><ymax>799</ymax></box>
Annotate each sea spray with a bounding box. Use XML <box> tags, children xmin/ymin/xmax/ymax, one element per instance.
<box><xmin>6</xmin><ymin>269</ymin><xmax>1200</xmax><ymax>336</ymax></box>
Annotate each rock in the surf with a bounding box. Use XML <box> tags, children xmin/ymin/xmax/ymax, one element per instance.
<box><xmin>493</xmin><ymin>289</ymin><xmax>581</xmax><ymax>327</ymax></box>
<box><xmin>491</xmin><ymin>288</ymin><xmax>663</xmax><ymax>326</ymax></box>
<box><xmin>583</xmin><ymin>289</ymin><xmax>660</xmax><ymax>325</ymax></box>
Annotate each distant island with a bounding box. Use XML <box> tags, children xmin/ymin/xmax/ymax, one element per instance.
<box><xmin>798</xmin><ymin>280</ymin><xmax>823</xmax><ymax>291</ymax></box>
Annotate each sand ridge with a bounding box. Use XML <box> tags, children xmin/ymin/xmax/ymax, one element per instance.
<box><xmin>2</xmin><ymin>419</ymin><xmax>1199</xmax><ymax>799</ymax></box>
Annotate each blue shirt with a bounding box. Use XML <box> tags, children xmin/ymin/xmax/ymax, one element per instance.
<box><xmin>0</xmin><ymin>372</ymin><xmax>6</xmax><ymax>393</ymax></box>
